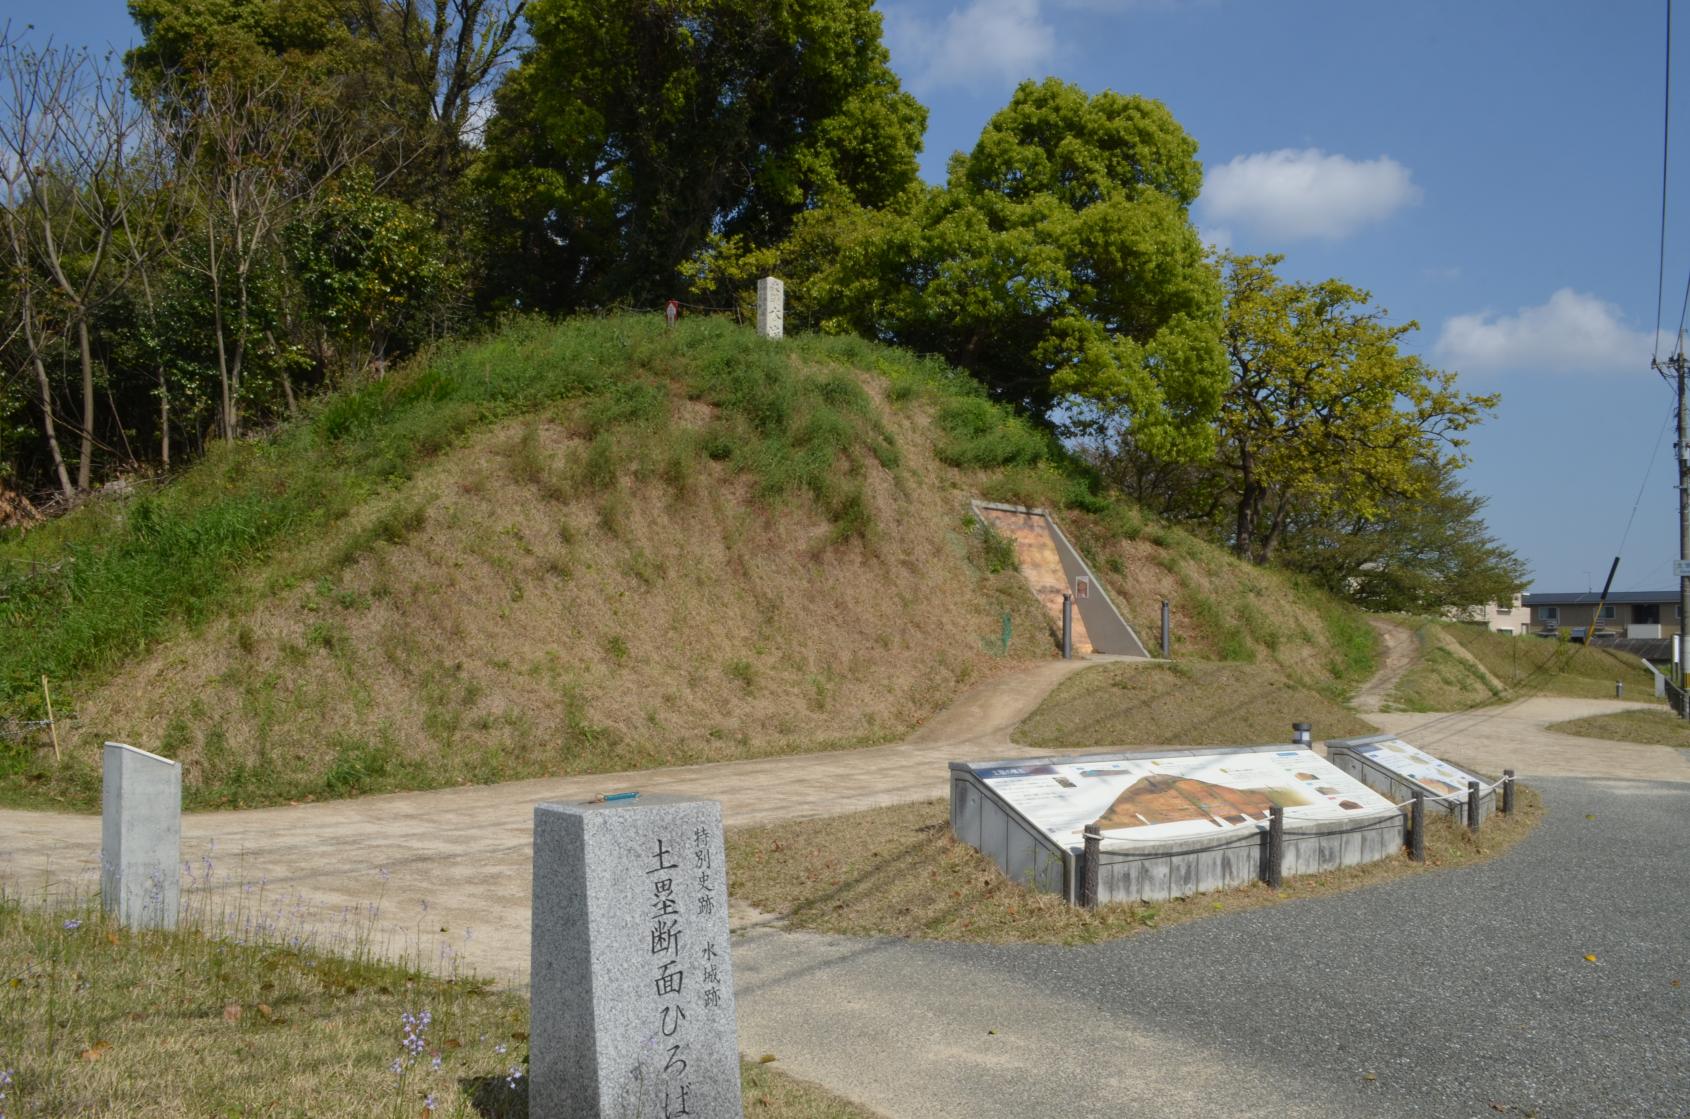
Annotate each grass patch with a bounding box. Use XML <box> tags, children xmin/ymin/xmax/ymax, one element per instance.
<box><xmin>1012</xmin><ymin>661</ymin><xmax>1380</xmax><ymax>751</ymax></box>
<box><xmin>0</xmin><ymin>892</ymin><xmax>879</xmax><ymax>1118</ymax></box>
<box><xmin>1441</xmin><ymin>625</ymin><xmax>1660</xmax><ymax>704</ymax></box>
<box><xmin>725</xmin><ymin>788</ymin><xmax>1543</xmax><ymax>945</ymax></box>
<box><xmin>1387</xmin><ymin>636</ymin><xmax>1503</xmax><ymax>713</ymax></box>
<box><xmin>1547</xmin><ymin>708</ymin><xmax>1690</xmax><ymax>747</ymax></box>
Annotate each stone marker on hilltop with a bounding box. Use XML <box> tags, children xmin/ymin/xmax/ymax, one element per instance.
<box><xmin>531</xmin><ymin>794</ymin><xmax>744</xmax><ymax>1119</ymax></box>
<box><xmin>755</xmin><ymin>276</ymin><xmax>784</xmax><ymax>340</ymax></box>
<box><xmin>101</xmin><ymin>741</ymin><xmax>181</xmax><ymax>929</ymax></box>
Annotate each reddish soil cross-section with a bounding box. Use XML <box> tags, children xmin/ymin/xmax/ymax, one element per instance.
<box><xmin>978</xmin><ymin>506</ymin><xmax>1094</xmax><ymax>654</ymax></box>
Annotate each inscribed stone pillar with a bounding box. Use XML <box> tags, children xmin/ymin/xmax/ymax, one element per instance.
<box><xmin>531</xmin><ymin>795</ymin><xmax>743</xmax><ymax>1119</ymax></box>
<box><xmin>100</xmin><ymin>741</ymin><xmax>181</xmax><ymax>929</ymax></box>
<box><xmin>755</xmin><ymin>276</ymin><xmax>784</xmax><ymax>340</ymax></box>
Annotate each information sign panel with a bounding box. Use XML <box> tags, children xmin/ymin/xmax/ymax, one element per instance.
<box><xmin>1342</xmin><ymin>737</ymin><xmax>1473</xmax><ymax>796</ymax></box>
<box><xmin>970</xmin><ymin>749</ymin><xmax>1394</xmax><ymax>848</ymax></box>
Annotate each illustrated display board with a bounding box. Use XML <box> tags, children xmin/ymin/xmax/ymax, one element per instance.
<box><xmin>971</xmin><ymin>501</ymin><xmax>1149</xmax><ymax>657</ymax></box>
<box><xmin>1325</xmin><ymin>734</ymin><xmax>1493</xmax><ymax>823</ymax></box>
<box><xmin>975</xmin><ymin>749</ymin><xmax>1395</xmax><ymax>846</ymax></box>
<box><xmin>950</xmin><ymin>745</ymin><xmax>1406</xmax><ymax>904</ymax></box>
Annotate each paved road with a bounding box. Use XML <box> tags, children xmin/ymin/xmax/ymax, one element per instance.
<box><xmin>737</xmin><ymin>775</ymin><xmax>1690</xmax><ymax>1119</ymax></box>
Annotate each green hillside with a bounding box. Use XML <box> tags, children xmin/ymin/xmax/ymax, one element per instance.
<box><xmin>0</xmin><ymin>315</ymin><xmax>1377</xmax><ymax>811</ymax></box>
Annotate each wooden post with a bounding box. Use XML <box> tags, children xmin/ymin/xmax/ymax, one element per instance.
<box><xmin>1159</xmin><ymin>599</ymin><xmax>1171</xmax><ymax>658</ymax></box>
<box><xmin>42</xmin><ymin>675</ymin><xmax>61</xmax><ymax>763</ymax></box>
<box><xmin>1467</xmin><ymin>780</ymin><xmax>1482</xmax><ymax>833</ymax></box>
<box><xmin>1061</xmin><ymin>593</ymin><xmax>1073</xmax><ymax>660</ymax></box>
<box><xmin>1266</xmin><ymin>805</ymin><xmax>1284</xmax><ymax>888</ymax></box>
<box><xmin>1081</xmin><ymin>825</ymin><xmax>1101</xmax><ymax>908</ymax></box>
<box><xmin>1502</xmin><ymin>769</ymin><xmax>1516</xmax><ymax>815</ymax></box>
<box><xmin>1410</xmin><ymin>791</ymin><xmax>1426</xmax><ymax>863</ymax></box>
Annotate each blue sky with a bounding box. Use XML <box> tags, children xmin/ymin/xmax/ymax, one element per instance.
<box><xmin>19</xmin><ymin>0</ymin><xmax>1690</xmax><ymax>593</ymax></box>
<box><xmin>879</xmin><ymin>0</ymin><xmax>1690</xmax><ymax>594</ymax></box>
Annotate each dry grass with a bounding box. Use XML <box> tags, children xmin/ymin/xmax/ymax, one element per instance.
<box><xmin>39</xmin><ymin>401</ymin><xmax>1051</xmax><ymax>811</ymax></box>
<box><xmin>0</xmin><ymin>895</ymin><xmax>879</xmax><ymax>1119</ymax></box>
<box><xmin>1547</xmin><ymin>708</ymin><xmax>1690</xmax><ymax>747</ymax></box>
<box><xmin>725</xmin><ymin>788</ymin><xmax>1543</xmax><ymax>946</ymax></box>
<box><xmin>1011</xmin><ymin>660</ymin><xmax>1380</xmax><ymax>752</ymax></box>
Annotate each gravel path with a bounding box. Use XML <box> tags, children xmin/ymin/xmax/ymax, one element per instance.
<box><xmin>738</xmin><ymin>775</ymin><xmax>1690</xmax><ymax>1119</ymax></box>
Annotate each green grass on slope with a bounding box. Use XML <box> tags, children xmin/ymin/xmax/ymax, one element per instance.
<box><xmin>1437</xmin><ymin>624</ymin><xmax>1661</xmax><ymax>704</ymax></box>
<box><xmin>1</xmin><ymin>314</ymin><xmax>1378</xmax><ymax>808</ymax></box>
<box><xmin>1386</xmin><ymin>626</ymin><xmax>1505</xmax><ymax>713</ymax></box>
<box><xmin>0</xmin><ymin>317</ymin><xmax>1045</xmax><ymax>721</ymax></box>
<box><xmin>1013</xmin><ymin>660</ymin><xmax>1379</xmax><ymax>751</ymax></box>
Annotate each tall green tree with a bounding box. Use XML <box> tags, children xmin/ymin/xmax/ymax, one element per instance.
<box><xmin>475</xmin><ymin>0</ymin><xmax>926</xmax><ymax>311</ymax></box>
<box><xmin>1214</xmin><ymin>254</ymin><xmax>1497</xmax><ymax>564</ymax></box>
<box><xmin>1274</xmin><ymin>455</ymin><xmax>1530</xmax><ymax>614</ymax></box>
<box><xmin>711</xmin><ymin>79</ymin><xmax>1226</xmax><ymax>457</ymax></box>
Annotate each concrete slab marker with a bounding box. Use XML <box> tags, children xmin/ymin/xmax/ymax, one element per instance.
<box><xmin>531</xmin><ymin>794</ymin><xmax>743</xmax><ymax>1118</ymax></box>
<box><xmin>100</xmin><ymin>741</ymin><xmax>181</xmax><ymax>930</ymax></box>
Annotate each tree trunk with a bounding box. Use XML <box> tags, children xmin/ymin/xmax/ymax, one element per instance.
<box><xmin>18</xmin><ymin>291</ymin><xmax>74</xmax><ymax>501</ymax></box>
<box><xmin>1259</xmin><ymin>491</ymin><xmax>1294</xmax><ymax>565</ymax></box>
<box><xmin>159</xmin><ymin>366</ymin><xmax>170</xmax><ymax>469</ymax></box>
<box><xmin>75</xmin><ymin>315</ymin><xmax>95</xmax><ymax>491</ymax></box>
<box><xmin>30</xmin><ymin>348</ymin><xmax>74</xmax><ymax>502</ymax></box>
<box><xmin>213</xmin><ymin>297</ymin><xmax>234</xmax><ymax>441</ymax></box>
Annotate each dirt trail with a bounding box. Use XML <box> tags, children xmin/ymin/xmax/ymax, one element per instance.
<box><xmin>1350</xmin><ymin>617</ymin><xmax>1417</xmax><ymax>712</ymax></box>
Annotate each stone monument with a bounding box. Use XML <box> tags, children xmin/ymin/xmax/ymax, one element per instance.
<box><xmin>531</xmin><ymin>794</ymin><xmax>743</xmax><ymax>1119</ymax></box>
<box><xmin>755</xmin><ymin>276</ymin><xmax>783</xmax><ymax>340</ymax></box>
<box><xmin>101</xmin><ymin>741</ymin><xmax>181</xmax><ymax>929</ymax></box>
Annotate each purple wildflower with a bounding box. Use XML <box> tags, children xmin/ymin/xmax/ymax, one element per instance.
<box><xmin>62</xmin><ymin>918</ymin><xmax>82</xmax><ymax>931</ymax></box>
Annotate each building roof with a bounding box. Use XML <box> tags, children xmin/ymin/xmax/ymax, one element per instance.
<box><xmin>1521</xmin><ymin>590</ymin><xmax>1680</xmax><ymax>606</ymax></box>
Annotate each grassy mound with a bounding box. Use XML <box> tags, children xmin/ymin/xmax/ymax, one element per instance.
<box><xmin>1387</xmin><ymin>623</ymin><xmax>1660</xmax><ymax>710</ymax></box>
<box><xmin>1</xmin><ymin>315</ymin><xmax>1376</xmax><ymax>811</ymax></box>
<box><xmin>0</xmin><ymin>894</ymin><xmax>874</xmax><ymax>1118</ymax></box>
<box><xmin>1548</xmin><ymin>708</ymin><xmax>1690</xmax><ymax>747</ymax></box>
<box><xmin>1013</xmin><ymin>660</ymin><xmax>1379</xmax><ymax>751</ymax></box>
<box><xmin>1386</xmin><ymin>624</ymin><xmax>1506</xmax><ymax>712</ymax></box>
<box><xmin>725</xmin><ymin>788</ymin><xmax>1542</xmax><ymax>945</ymax></box>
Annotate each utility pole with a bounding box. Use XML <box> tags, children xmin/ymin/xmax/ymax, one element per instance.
<box><xmin>1655</xmin><ymin>336</ymin><xmax>1690</xmax><ymax>712</ymax></box>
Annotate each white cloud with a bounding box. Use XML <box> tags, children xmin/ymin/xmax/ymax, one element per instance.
<box><xmin>1199</xmin><ymin>226</ymin><xmax>1232</xmax><ymax>253</ymax></box>
<box><xmin>1433</xmin><ymin>289</ymin><xmax>1656</xmax><ymax>374</ymax></box>
<box><xmin>1199</xmin><ymin>148</ymin><xmax>1422</xmax><ymax>240</ymax></box>
<box><xmin>884</xmin><ymin>0</ymin><xmax>1056</xmax><ymax>93</ymax></box>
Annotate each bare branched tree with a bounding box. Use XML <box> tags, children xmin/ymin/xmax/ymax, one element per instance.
<box><xmin>357</xmin><ymin>0</ymin><xmax>526</xmax><ymax>172</ymax></box>
<box><xmin>0</xmin><ymin>38</ymin><xmax>144</xmax><ymax>496</ymax></box>
<box><xmin>160</xmin><ymin>74</ymin><xmax>353</xmax><ymax>440</ymax></box>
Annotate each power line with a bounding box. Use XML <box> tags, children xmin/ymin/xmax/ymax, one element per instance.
<box><xmin>1655</xmin><ymin>0</ymin><xmax>1675</xmax><ymax>361</ymax></box>
<box><xmin>1616</xmin><ymin>410</ymin><xmax>1674</xmax><ymax>559</ymax></box>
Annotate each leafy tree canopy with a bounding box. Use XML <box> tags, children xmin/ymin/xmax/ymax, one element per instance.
<box><xmin>1274</xmin><ymin>455</ymin><xmax>1530</xmax><ymax>614</ymax></box>
<box><xmin>702</xmin><ymin>78</ymin><xmax>1226</xmax><ymax>458</ymax></box>
<box><xmin>475</xmin><ymin>0</ymin><xmax>926</xmax><ymax>312</ymax></box>
<box><xmin>1215</xmin><ymin>253</ymin><xmax>1498</xmax><ymax>563</ymax></box>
